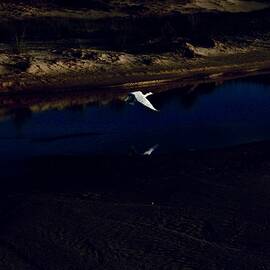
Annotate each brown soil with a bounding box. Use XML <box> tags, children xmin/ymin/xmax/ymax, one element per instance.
<box><xmin>0</xmin><ymin>1</ymin><xmax>270</xmax><ymax>93</ymax></box>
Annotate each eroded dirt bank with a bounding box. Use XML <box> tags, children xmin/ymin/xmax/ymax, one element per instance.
<box><xmin>0</xmin><ymin>0</ymin><xmax>270</xmax><ymax>92</ymax></box>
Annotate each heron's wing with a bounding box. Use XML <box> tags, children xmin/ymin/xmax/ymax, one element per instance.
<box><xmin>136</xmin><ymin>95</ymin><xmax>158</xmax><ymax>111</ymax></box>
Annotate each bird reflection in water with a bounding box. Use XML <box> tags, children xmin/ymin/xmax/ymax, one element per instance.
<box><xmin>128</xmin><ymin>144</ymin><xmax>159</xmax><ymax>156</ymax></box>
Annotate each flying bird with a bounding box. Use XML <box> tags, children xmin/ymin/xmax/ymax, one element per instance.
<box><xmin>126</xmin><ymin>91</ymin><xmax>158</xmax><ymax>111</ymax></box>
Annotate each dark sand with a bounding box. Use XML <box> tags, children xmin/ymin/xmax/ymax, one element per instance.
<box><xmin>1</xmin><ymin>140</ymin><xmax>270</xmax><ymax>269</ymax></box>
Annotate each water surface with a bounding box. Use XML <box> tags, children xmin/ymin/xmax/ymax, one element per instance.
<box><xmin>1</xmin><ymin>75</ymin><xmax>270</xmax><ymax>160</ymax></box>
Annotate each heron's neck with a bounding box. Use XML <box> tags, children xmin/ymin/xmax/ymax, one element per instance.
<box><xmin>145</xmin><ymin>92</ymin><xmax>153</xmax><ymax>97</ymax></box>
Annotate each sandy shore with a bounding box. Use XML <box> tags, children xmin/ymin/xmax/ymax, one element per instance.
<box><xmin>1</xmin><ymin>42</ymin><xmax>270</xmax><ymax>93</ymax></box>
<box><xmin>1</xmin><ymin>140</ymin><xmax>270</xmax><ymax>269</ymax></box>
<box><xmin>0</xmin><ymin>1</ymin><xmax>270</xmax><ymax>93</ymax></box>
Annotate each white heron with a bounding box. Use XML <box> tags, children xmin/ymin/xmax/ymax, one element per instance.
<box><xmin>126</xmin><ymin>91</ymin><xmax>158</xmax><ymax>112</ymax></box>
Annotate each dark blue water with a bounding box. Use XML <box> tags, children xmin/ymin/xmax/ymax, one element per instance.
<box><xmin>1</xmin><ymin>76</ymin><xmax>270</xmax><ymax>160</ymax></box>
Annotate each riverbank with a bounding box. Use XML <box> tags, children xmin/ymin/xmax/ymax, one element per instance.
<box><xmin>0</xmin><ymin>1</ymin><xmax>270</xmax><ymax>93</ymax></box>
<box><xmin>1</xmin><ymin>40</ymin><xmax>270</xmax><ymax>93</ymax></box>
<box><xmin>1</xmin><ymin>2</ymin><xmax>270</xmax><ymax>269</ymax></box>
